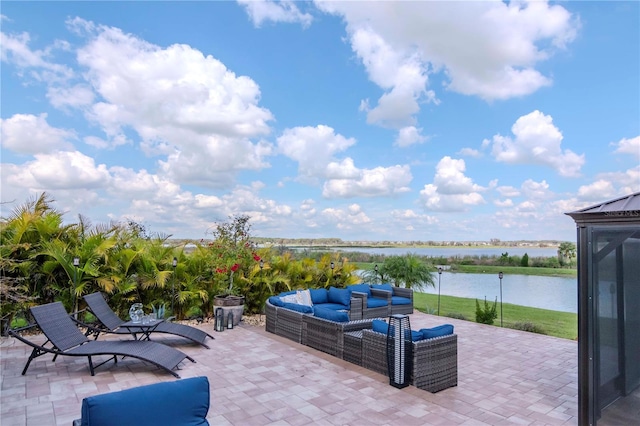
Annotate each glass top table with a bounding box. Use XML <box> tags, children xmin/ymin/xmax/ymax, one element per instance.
<box><xmin>120</xmin><ymin>319</ymin><xmax>164</xmax><ymax>341</ymax></box>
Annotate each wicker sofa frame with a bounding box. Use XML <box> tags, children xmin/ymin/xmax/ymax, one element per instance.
<box><xmin>370</xmin><ymin>287</ymin><xmax>414</xmax><ymax>315</ymax></box>
<box><xmin>361</xmin><ymin>329</ymin><xmax>457</xmax><ymax>393</ymax></box>
<box><xmin>265</xmin><ymin>297</ymin><xmax>364</xmax><ymax>343</ymax></box>
<box><xmin>302</xmin><ymin>314</ymin><xmax>378</xmax><ymax>358</ymax></box>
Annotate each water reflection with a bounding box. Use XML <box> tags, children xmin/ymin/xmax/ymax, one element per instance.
<box><xmin>419</xmin><ymin>272</ymin><xmax>576</xmax><ymax>313</ymax></box>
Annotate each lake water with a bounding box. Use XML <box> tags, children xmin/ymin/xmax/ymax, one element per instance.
<box><xmin>330</xmin><ymin>246</ymin><xmax>559</xmax><ymax>258</ymax></box>
<box><xmin>338</xmin><ymin>246</ymin><xmax>576</xmax><ymax>313</ymax></box>
<box><xmin>421</xmin><ymin>272</ymin><xmax>577</xmax><ymax>313</ymax></box>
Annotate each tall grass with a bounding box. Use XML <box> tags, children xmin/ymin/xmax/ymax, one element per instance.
<box><xmin>414</xmin><ymin>292</ymin><xmax>577</xmax><ymax>340</ymax></box>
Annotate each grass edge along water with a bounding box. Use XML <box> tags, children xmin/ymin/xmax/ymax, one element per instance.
<box><xmin>414</xmin><ymin>292</ymin><xmax>577</xmax><ymax>340</ymax></box>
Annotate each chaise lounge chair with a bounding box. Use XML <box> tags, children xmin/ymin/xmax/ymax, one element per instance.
<box><xmin>9</xmin><ymin>301</ymin><xmax>195</xmax><ymax>378</ymax></box>
<box><xmin>83</xmin><ymin>292</ymin><xmax>214</xmax><ymax>348</ymax></box>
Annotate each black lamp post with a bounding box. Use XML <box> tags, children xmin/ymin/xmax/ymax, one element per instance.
<box><xmin>172</xmin><ymin>257</ymin><xmax>177</xmax><ymax>316</ymax></box>
<box><xmin>437</xmin><ymin>266</ymin><xmax>443</xmax><ymax>316</ymax></box>
<box><xmin>73</xmin><ymin>257</ymin><xmax>80</xmax><ymax>319</ymax></box>
<box><xmin>374</xmin><ymin>264</ymin><xmax>379</xmax><ymax>283</ymax></box>
<box><xmin>499</xmin><ymin>271</ymin><xmax>504</xmax><ymax>327</ymax></box>
<box><xmin>330</xmin><ymin>261</ymin><xmax>335</xmax><ymax>284</ymax></box>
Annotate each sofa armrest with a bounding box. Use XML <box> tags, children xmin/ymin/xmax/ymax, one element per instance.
<box><xmin>370</xmin><ymin>288</ymin><xmax>392</xmax><ymax>302</ymax></box>
<box><xmin>392</xmin><ymin>287</ymin><xmax>413</xmax><ymax>300</ymax></box>
<box><xmin>76</xmin><ymin>376</ymin><xmax>210</xmax><ymax>426</ymax></box>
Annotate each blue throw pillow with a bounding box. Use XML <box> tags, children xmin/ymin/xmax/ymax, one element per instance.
<box><xmin>314</xmin><ymin>307</ymin><xmax>349</xmax><ymax>322</ymax></box>
<box><xmin>268</xmin><ymin>296</ymin><xmax>284</xmax><ymax>307</ymax></box>
<box><xmin>372</xmin><ymin>319</ymin><xmax>389</xmax><ymax>334</ymax></box>
<box><xmin>347</xmin><ymin>284</ymin><xmax>371</xmax><ymax>297</ymax></box>
<box><xmin>420</xmin><ymin>324</ymin><xmax>454</xmax><ymax>339</ymax></box>
<box><xmin>309</xmin><ymin>288</ymin><xmax>328</xmax><ymax>304</ymax></box>
<box><xmin>371</xmin><ymin>283</ymin><xmax>394</xmax><ymax>293</ymax></box>
<box><xmin>282</xmin><ymin>302</ymin><xmax>313</xmax><ymax>314</ymax></box>
<box><xmin>327</xmin><ymin>287</ymin><xmax>350</xmax><ymax>306</ymax></box>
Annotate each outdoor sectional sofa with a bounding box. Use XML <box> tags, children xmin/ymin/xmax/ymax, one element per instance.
<box><xmin>265</xmin><ymin>289</ymin><xmax>457</xmax><ymax>393</ymax></box>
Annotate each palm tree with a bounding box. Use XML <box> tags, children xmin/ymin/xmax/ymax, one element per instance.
<box><xmin>557</xmin><ymin>242</ymin><xmax>576</xmax><ymax>267</ymax></box>
<box><xmin>378</xmin><ymin>254</ymin><xmax>436</xmax><ymax>291</ymax></box>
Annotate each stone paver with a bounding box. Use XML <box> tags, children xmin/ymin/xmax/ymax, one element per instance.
<box><xmin>0</xmin><ymin>312</ymin><xmax>578</xmax><ymax>425</ymax></box>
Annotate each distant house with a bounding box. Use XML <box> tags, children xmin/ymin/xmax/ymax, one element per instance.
<box><xmin>566</xmin><ymin>192</ymin><xmax>640</xmax><ymax>425</ymax></box>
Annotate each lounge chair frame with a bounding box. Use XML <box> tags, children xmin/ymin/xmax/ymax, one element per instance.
<box><xmin>82</xmin><ymin>292</ymin><xmax>214</xmax><ymax>348</ymax></box>
<box><xmin>9</xmin><ymin>302</ymin><xmax>194</xmax><ymax>378</ymax></box>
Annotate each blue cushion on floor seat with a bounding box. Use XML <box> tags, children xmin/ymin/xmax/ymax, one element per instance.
<box><xmin>315</xmin><ymin>303</ymin><xmax>349</xmax><ymax>311</ymax></box>
<box><xmin>390</xmin><ymin>296</ymin><xmax>411</xmax><ymax>305</ymax></box>
<box><xmin>79</xmin><ymin>376</ymin><xmax>210</xmax><ymax>426</ymax></box>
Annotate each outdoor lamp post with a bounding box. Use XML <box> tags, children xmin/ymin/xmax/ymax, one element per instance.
<box><xmin>499</xmin><ymin>271</ymin><xmax>504</xmax><ymax>327</ymax></box>
<box><xmin>172</xmin><ymin>257</ymin><xmax>178</xmax><ymax>316</ymax></box>
<box><xmin>374</xmin><ymin>264</ymin><xmax>379</xmax><ymax>282</ymax></box>
<box><xmin>437</xmin><ymin>266</ymin><xmax>443</xmax><ymax>316</ymax></box>
<box><xmin>73</xmin><ymin>257</ymin><xmax>80</xmax><ymax>319</ymax></box>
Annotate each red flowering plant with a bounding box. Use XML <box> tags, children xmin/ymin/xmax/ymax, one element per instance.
<box><xmin>207</xmin><ymin>214</ymin><xmax>261</xmax><ymax>297</ymax></box>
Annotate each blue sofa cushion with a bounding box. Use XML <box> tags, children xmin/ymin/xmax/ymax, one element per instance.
<box><xmin>372</xmin><ymin>320</ymin><xmax>421</xmax><ymax>341</ymax></box>
<box><xmin>268</xmin><ymin>296</ymin><xmax>285</xmax><ymax>307</ymax></box>
<box><xmin>80</xmin><ymin>376</ymin><xmax>210</xmax><ymax>426</ymax></box>
<box><xmin>420</xmin><ymin>324</ymin><xmax>454</xmax><ymax>339</ymax></box>
<box><xmin>366</xmin><ymin>298</ymin><xmax>388</xmax><ymax>308</ymax></box>
<box><xmin>372</xmin><ymin>319</ymin><xmax>389</xmax><ymax>334</ymax></box>
<box><xmin>309</xmin><ymin>288</ymin><xmax>328</xmax><ymax>304</ymax></box>
<box><xmin>282</xmin><ymin>302</ymin><xmax>313</xmax><ymax>314</ymax></box>
<box><xmin>347</xmin><ymin>284</ymin><xmax>371</xmax><ymax>298</ymax></box>
<box><xmin>371</xmin><ymin>283</ymin><xmax>394</xmax><ymax>293</ymax></box>
<box><xmin>314</xmin><ymin>307</ymin><xmax>349</xmax><ymax>322</ymax></box>
<box><xmin>328</xmin><ymin>287</ymin><xmax>350</xmax><ymax>306</ymax></box>
<box><xmin>391</xmin><ymin>296</ymin><xmax>411</xmax><ymax>305</ymax></box>
<box><xmin>315</xmin><ymin>303</ymin><xmax>349</xmax><ymax>311</ymax></box>
<box><xmin>408</xmin><ymin>330</ymin><xmax>423</xmax><ymax>342</ymax></box>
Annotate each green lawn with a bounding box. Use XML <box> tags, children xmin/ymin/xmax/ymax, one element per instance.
<box><xmin>414</xmin><ymin>292</ymin><xmax>578</xmax><ymax>340</ymax></box>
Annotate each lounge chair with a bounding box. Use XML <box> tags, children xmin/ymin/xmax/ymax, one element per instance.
<box><xmin>9</xmin><ymin>301</ymin><xmax>195</xmax><ymax>378</ymax></box>
<box><xmin>83</xmin><ymin>292</ymin><xmax>214</xmax><ymax>348</ymax></box>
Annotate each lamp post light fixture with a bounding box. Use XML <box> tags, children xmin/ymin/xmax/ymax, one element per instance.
<box><xmin>437</xmin><ymin>266</ymin><xmax>443</xmax><ymax>316</ymax></box>
<box><xmin>172</xmin><ymin>257</ymin><xmax>178</xmax><ymax>316</ymax></box>
<box><xmin>498</xmin><ymin>271</ymin><xmax>504</xmax><ymax>327</ymax></box>
<box><xmin>374</xmin><ymin>264</ymin><xmax>380</xmax><ymax>283</ymax></box>
<box><xmin>73</xmin><ymin>257</ymin><xmax>80</xmax><ymax>319</ymax></box>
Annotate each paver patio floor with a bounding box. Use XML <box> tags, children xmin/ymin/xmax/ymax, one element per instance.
<box><xmin>0</xmin><ymin>312</ymin><xmax>578</xmax><ymax>425</ymax></box>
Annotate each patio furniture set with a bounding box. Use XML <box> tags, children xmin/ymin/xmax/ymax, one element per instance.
<box><xmin>265</xmin><ymin>284</ymin><xmax>458</xmax><ymax>393</ymax></box>
<box><xmin>9</xmin><ymin>292</ymin><xmax>214</xmax><ymax>379</ymax></box>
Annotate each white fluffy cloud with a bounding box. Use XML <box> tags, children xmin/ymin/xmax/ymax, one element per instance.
<box><xmin>419</xmin><ymin>156</ymin><xmax>487</xmax><ymax>211</ymax></box>
<box><xmin>317</xmin><ymin>0</ymin><xmax>578</xmax><ymax>128</ymax></box>
<box><xmin>237</xmin><ymin>0</ymin><xmax>313</xmax><ymax>28</ymax></box>
<box><xmin>395</xmin><ymin>126</ymin><xmax>427</xmax><ymax>147</ymax></box>
<box><xmin>277</xmin><ymin>125</ymin><xmax>412</xmax><ymax>197</ymax></box>
<box><xmin>1</xmin><ymin>113</ymin><xmax>75</xmax><ymax>154</ymax></box>
<box><xmin>487</xmin><ymin>110</ymin><xmax>585</xmax><ymax>177</ymax></box>
<box><xmin>612</xmin><ymin>136</ymin><xmax>640</xmax><ymax>160</ymax></box>
<box><xmin>277</xmin><ymin>125</ymin><xmax>356</xmax><ymax>182</ymax></box>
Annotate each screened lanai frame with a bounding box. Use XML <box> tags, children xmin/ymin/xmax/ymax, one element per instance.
<box><xmin>566</xmin><ymin>192</ymin><xmax>640</xmax><ymax>426</ymax></box>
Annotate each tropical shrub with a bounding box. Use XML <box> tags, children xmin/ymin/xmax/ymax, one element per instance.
<box><xmin>475</xmin><ymin>297</ymin><xmax>498</xmax><ymax>325</ymax></box>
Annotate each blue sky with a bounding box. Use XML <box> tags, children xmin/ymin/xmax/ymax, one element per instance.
<box><xmin>1</xmin><ymin>1</ymin><xmax>638</xmax><ymax>242</ymax></box>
